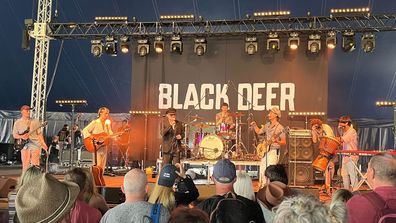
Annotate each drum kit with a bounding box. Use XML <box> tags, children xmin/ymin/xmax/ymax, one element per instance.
<box><xmin>183</xmin><ymin>112</ymin><xmax>247</xmax><ymax>160</ymax></box>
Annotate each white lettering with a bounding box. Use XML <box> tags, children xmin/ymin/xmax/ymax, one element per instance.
<box><xmin>252</xmin><ymin>83</ymin><xmax>266</xmax><ymax>111</ymax></box>
<box><xmin>183</xmin><ymin>84</ymin><xmax>199</xmax><ymax>109</ymax></box>
<box><xmin>280</xmin><ymin>83</ymin><xmax>295</xmax><ymax>111</ymax></box>
<box><xmin>158</xmin><ymin>84</ymin><xmax>172</xmax><ymax>109</ymax></box>
<box><xmin>200</xmin><ymin>84</ymin><xmax>214</xmax><ymax>110</ymax></box>
<box><xmin>266</xmin><ymin>83</ymin><xmax>279</xmax><ymax>110</ymax></box>
<box><xmin>173</xmin><ymin>84</ymin><xmax>183</xmax><ymax>109</ymax></box>
<box><xmin>215</xmin><ymin>84</ymin><xmax>229</xmax><ymax>109</ymax></box>
<box><xmin>237</xmin><ymin>84</ymin><xmax>252</xmax><ymax>110</ymax></box>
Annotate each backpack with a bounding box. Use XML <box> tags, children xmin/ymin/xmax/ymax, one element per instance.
<box><xmin>209</xmin><ymin>191</ymin><xmax>255</xmax><ymax>223</ymax></box>
<box><xmin>150</xmin><ymin>203</ymin><xmax>161</xmax><ymax>223</ymax></box>
<box><xmin>362</xmin><ymin>192</ymin><xmax>396</xmax><ymax>223</ymax></box>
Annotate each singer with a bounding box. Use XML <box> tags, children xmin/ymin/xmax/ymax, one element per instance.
<box><xmin>82</xmin><ymin>107</ymin><xmax>113</xmax><ymax>174</ymax></box>
<box><xmin>161</xmin><ymin>108</ymin><xmax>185</xmax><ymax>165</ymax></box>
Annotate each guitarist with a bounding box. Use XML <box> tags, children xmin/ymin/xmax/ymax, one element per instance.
<box><xmin>12</xmin><ymin>105</ymin><xmax>48</xmax><ymax>171</ymax></box>
<box><xmin>161</xmin><ymin>108</ymin><xmax>185</xmax><ymax>165</ymax></box>
<box><xmin>82</xmin><ymin>107</ymin><xmax>113</xmax><ymax>174</ymax></box>
<box><xmin>250</xmin><ymin>107</ymin><xmax>286</xmax><ymax>188</ymax></box>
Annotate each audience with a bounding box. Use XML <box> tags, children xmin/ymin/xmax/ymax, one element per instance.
<box><xmin>197</xmin><ymin>159</ymin><xmax>264</xmax><ymax>223</ymax></box>
<box><xmin>233</xmin><ymin>171</ymin><xmax>255</xmax><ymax>201</ymax></box>
<box><xmin>148</xmin><ymin>164</ymin><xmax>178</xmax><ymax>211</ymax></box>
<box><xmin>173</xmin><ymin>163</ymin><xmax>200</xmax><ymax>207</ymax></box>
<box><xmin>100</xmin><ymin>168</ymin><xmax>170</xmax><ymax>223</ymax></box>
<box><xmin>256</xmin><ymin>181</ymin><xmax>290</xmax><ymax>223</ymax></box>
<box><xmin>64</xmin><ymin>168</ymin><xmax>102</xmax><ymax>223</ymax></box>
<box><xmin>81</xmin><ymin>168</ymin><xmax>109</xmax><ymax>215</ymax></box>
<box><xmin>168</xmin><ymin>206</ymin><xmax>210</xmax><ymax>223</ymax></box>
<box><xmin>326</xmin><ymin>189</ymin><xmax>353</xmax><ymax>223</ymax></box>
<box><xmin>347</xmin><ymin>153</ymin><xmax>396</xmax><ymax>223</ymax></box>
<box><xmin>265</xmin><ymin>164</ymin><xmax>289</xmax><ymax>185</ymax></box>
<box><xmin>15</xmin><ymin>171</ymin><xmax>79</xmax><ymax>223</ymax></box>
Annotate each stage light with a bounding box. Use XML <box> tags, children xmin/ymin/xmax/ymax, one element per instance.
<box><xmin>361</xmin><ymin>33</ymin><xmax>375</xmax><ymax>53</ymax></box>
<box><xmin>267</xmin><ymin>33</ymin><xmax>280</xmax><ymax>53</ymax></box>
<box><xmin>104</xmin><ymin>36</ymin><xmax>117</xmax><ymax>56</ymax></box>
<box><xmin>326</xmin><ymin>31</ymin><xmax>337</xmax><ymax>49</ymax></box>
<box><xmin>330</xmin><ymin>7</ymin><xmax>370</xmax><ymax>15</ymax></box>
<box><xmin>376</xmin><ymin>101</ymin><xmax>396</xmax><ymax>107</ymax></box>
<box><xmin>95</xmin><ymin>16</ymin><xmax>128</xmax><ymax>21</ymax></box>
<box><xmin>170</xmin><ymin>35</ymin><xmax>183</xmax><ymax>54</ymax></box>
<box><xmin>137</xmin><ymin>39</ymin><xmax>150</xmax><ymax>57</ymax></box>
<box><xmin>245</xmin><ymin>36</ymin><xmax>258</xmax><ymax>55</ymax></box>
<box><xmin>253</xmin><ymin>10</ymin><xmax>291</xmax><ymax>17</ymax></box>
<box><xmin>194</xmin><ymin>37</ymin><xmax>207</xmax><ymax>56</ymax></box>
<box><xmin>154</xmin><ymin>36</ymin><xmax>164</xmax><ymax>54</ymax></box>
<box><xmin>288</xmin><ymin>32</ymin><xmax>299</xmax><ymax>50</ymax></box>
<box><xmin>288</xmin><ymin>112</ymin><xmax>326</xmax><ymax>116</ymax></box>
<box><xmin>342</xmin><ymin>31</ymin><xmax>356</xmax><ymax>52</ymax></box>
<box><xmin>91</xmin><ymin>39</ymin><xmax>103</xmax><ymax>57</ymax></box>
<box><xmin>308</xmin><ymin>34</ymin><xmax>321</xmax><ymax>53</ymax></box>
<box><xmin>120</xmin><ymin>36</ymin><xmax>130</xmax><ymax>54</ymax></box>
<box><xmin>160</xmin><ymin>14</ymin><xmax>194</xmax><ymax>20</ymax></box>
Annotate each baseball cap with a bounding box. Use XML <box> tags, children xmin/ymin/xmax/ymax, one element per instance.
<box><xmin>20</xmin><ymin>105</ymin><xmax>30</xmax><ymax>111</ymax></box>
<box><xmin>212</xmin><ymin>159</ymin><xmax>236</xmax><ymax>183</ymax></box>
<box><xmin>166</xmin><ymin>108</ymin><xmax>177</xmax><ymax>114</ymax></box>
<box><xmin>158</xmin><ymin>164</ymin><xmax>178</xmax><ymax>187</ymax></box>
<box><xmin>270</xmin><ymin>107</ymin><xmax>281</xmax><ymax>118</ymax></box>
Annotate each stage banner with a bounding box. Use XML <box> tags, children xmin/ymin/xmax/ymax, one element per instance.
<box><xmin>130</xmin><ymin>38</ymin><xmax>328</xmax><ymax>162</ymax></box>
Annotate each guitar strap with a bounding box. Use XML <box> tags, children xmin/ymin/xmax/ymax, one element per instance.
<box><xmin>267</xmin><ymin>123</ymin><xmax>280</xmax><ymax>150</ymax></box>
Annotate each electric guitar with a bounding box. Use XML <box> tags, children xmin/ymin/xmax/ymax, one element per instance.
<box><xmin>256</xmin><ymin>126</ymin><xmax>289</xmax><ymax>158</ymax></box>
<box><xmin>14</xmin><ymin>121</ymin><xmax>48</xmax><ymax>151</ymax></box>
<box><xmin>84</xmin><ymin>128</ymin><xmax>130</xmax><ymax>153</ymax></box>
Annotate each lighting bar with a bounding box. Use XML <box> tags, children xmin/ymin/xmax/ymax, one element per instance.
<box><xmin>376</xmin><ymin>101</ymin><xmax>396</xmax><ymax>107</ymax></box>
<box><xmin>95</xmin><ymin>16</ymin><xmax>128</xmax><ymax>21</ymax></box>
<box><xmin>130</xmin><ymin>110</ymin><xmax>161</xmax><ymax>115</ymax></box>
<box><xmin>253</xmin><ymin>11</ymin><xmax>291</xmax><ymax>17</ymax></box>
<box><xmin>160</xmin><ymin>15</ymin><xmax>194</xmax><ymax>20</ymax></box>
<box><xmin>288</xmin><ymin>112</ymin><xmax>326</xmax><ymax>116</ymax></box>
<box><xmin>55</xmin><ymin>100</ymin><xmax>88</xmax><ymax>105</ymax></box>
<box><xmin>330</xmin><ymin>7</ymin><xmax>370</xmax><ymax>14</ymax></box>
<box><xmin>205</xmin><ymin>122</ymin><xmax>216</xmax><ymax>126</ymax></box>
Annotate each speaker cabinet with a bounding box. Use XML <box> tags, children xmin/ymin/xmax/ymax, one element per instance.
<box><xmin>288</xmin><ymin>161</ymin><xmax>314</xmax><ymax>186</ymax></box>
<box><xmin>289</xmin><ymin>137</ymin><xmax>314</xmax><ymax>161</ymax></box>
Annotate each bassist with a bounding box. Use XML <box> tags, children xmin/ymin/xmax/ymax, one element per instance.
<box><xmin>12</xmin><ymin>105</ymin><xmax>48</xmax><ymax>171</ymax></box>
<box><xmin>250</xmin><ymin>107</ymin><xmax>286</xmax><ymax>188</ymax></box>
<box><xmin>82</xmin><ymin>107</ymin><xmax>113</xmax><ymax>175</ymax></box>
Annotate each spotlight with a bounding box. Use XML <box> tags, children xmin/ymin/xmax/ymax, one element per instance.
<box><xmin>326</xmin><ymin>31</ymin><xmax>337</xmax><ymax>49</ymax></box>
<box><xmin>170</xmin><ymin>35</ymin><xmax>183</xmax><ymax>54</ymax></box>
<box><xmin>288</xmin><ymin>32</ymin><xmax>299</xmax><ymax>50</ymax></box>
<box><xmin>342</xmin><ymin>31</ymin><xmax>356</xmax><ymax>52</ymax></box>
<box><xmin>245</xmin><ymin>36</ymin><xmax>258</xmax><ymax>55</ymax></box>
<box><xmin>361</xmin><ymin>33</ymin><xmax>375</xmax><ymax>53</ymax></box>
<box><xmin>91</xmin><ymin>39</ymin><xmax>103</xmax><ymax>57</ymax></box>
<box><xmin>104</xmin><ymin>36</ymin><xmax>117</xmax><ymax>56</ymax></box>
<box><xmin>120</xmin><ymin>36</ymin><xmax>130</xmax><ymax>54</ymax></box>
<box><xmin>22</xmin><ymin>19</ymin><xmax>33</xmax><ymax>50</ymax></box>
<box><xmin>308</xmin><ymin>34</ymin><xmax>321</xmax><ymax>53</ymax></box>
<box><xmin>267</xmin><ymin>33</ymin><xmax>280</xmax><ymax>53</ymax></box>
<box><xmin>154</xmin><ymin>36</ymin><xmax>164</xmax><ymax>54</ymax></box>
<box><xmin>137</xmin><ymin>39</ymin><xmax>150</xmax><ymax>57</ymax></box>
<box><xmin>194</xmin><ymin>37</ymin><xmax>207</xmax><ymax>56</ymax></box>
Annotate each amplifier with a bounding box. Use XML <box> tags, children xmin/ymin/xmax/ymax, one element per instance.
<box><xmin>289</xmin><ymin>129</ymin><xmax>311</xmax><ymax>138</ymax></box>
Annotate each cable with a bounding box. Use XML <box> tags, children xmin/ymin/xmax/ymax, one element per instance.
<box><xmin>46</xmin><ymin>40</ymin><xmax>64</xmax><ymax>99</ymax></box>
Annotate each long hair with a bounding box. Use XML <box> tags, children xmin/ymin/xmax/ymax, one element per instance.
<box><xmin>148</xmin><ymin>183</ymin><xmax>176</xmax><ymax>211</ymax></box>
<box><xmin>81</xmin><ymin>168</ymin><xmax>99</xmax><ymax>203</ymax></box>
<box><xmin>233</xmin><ymin>171</ymin><xmax>255</xmax><ymax>201</ymax></box>
<box><xmin>16</xmin><ymin>166</ymin><xmax>43</xmax><ymax>190</ymax></box>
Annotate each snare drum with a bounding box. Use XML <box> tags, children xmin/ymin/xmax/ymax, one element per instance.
<box><xmin>199</xmin><ymin>135</ymin><xmax>224</xmax><ymax>160</ymax></box>
<box><xmin>319</xmin><ymin>136</ymin><xmax>341</xmax><ymax>155</ymax></box>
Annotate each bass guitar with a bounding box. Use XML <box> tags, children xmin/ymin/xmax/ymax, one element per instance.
<box><xmin>14</xmin><ymin>121</ymin><xmax>48</xmax><ymax>151</ymax></box>
<box><xmin>256</xmin><ymin>126</ymin><xmax>289</xmax><ymax>158</ymax></box>
<box><xmin>84</xmin><ymin>128</ymin><xmax>130</xmax><ymax>153</ymax></box>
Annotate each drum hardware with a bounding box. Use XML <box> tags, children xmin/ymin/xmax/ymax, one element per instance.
<box><xmin>229</xmin><ymin>112</ymin><xmax>248</xmax><ymax>157</ymax></box>
<box><xmin>192</xmin><ymin>122</ymin><xmax>210</xmax><ymax>129</ymax></box>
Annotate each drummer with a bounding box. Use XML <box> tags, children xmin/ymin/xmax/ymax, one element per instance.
<box><xmin>215</xmin><ymin>102</ymin><xmax>235</xmax><ymax>131</ymax></box>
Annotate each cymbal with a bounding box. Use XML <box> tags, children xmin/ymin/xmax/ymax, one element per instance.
<box><xmin>189</xmin><ymin>115</ymin><xmax>204</xmax><ymax>120</ymax></box>
<box><xmin>230</xmin><ymin>112</ymin><xmax>245</xmax><ymax>117</ymax></box>
<box><xmin>192</xmin><ymin>122</ymin><xmax>210</xmax><ymax>128</ymax></box>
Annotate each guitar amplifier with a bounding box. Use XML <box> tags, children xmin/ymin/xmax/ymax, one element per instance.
<box><xmin>289</xmin><ymin>129</ymin><xmax>311</xmax><ymax>138</ymax></box>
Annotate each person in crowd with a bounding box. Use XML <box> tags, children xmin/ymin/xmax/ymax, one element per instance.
<box><xmin>337</xmin><ymin>116</ymin><xmax>359</xmax><ymax>191</ymax></box>
<box><xmin>173</xmin><ymin>163</ymin><xmax>200</xmax><ymax>207</ymax></box>
<box><xmin>330</xmin><ymin>189</ymin><xmax>353</xmax><ymax>205</ymax></box>
<box><xmin>82</xmin><ymin>107</ymin><xmax>113</xmax><ymax>173</ymax></box>
<box><xmin>81</xmin><ymin>168</ymin><xmax>109</xmax><ymax>215</ymax></box>
<box><xmin>264</xmin><ymin>164</ymin><xmax>289</xmax><ymax>185</ymax></box>
<box><xmin>251</xmin><ymin>107</ymin><xmax>286</xmax><ymax>187</ymax></box>
<box><xmin>347</xmin><ymin>153</ymin><xmax>396</xmax><ymax>223</ymax></box>
<box><xmin>233</xmin><ymin>170</ymin><xmax>255</xmax><ymax>201</ymax></box>
<box><xmin>64</xmin><ymin>167</ymin><xmax>102</xmax><ymax>223</ymax></box>
<box><xmin>15</xmin><ymin>171</ymin><xmax>79</xmax><ymax>223</ymax></box>
<box><xmin>12</xmin><ymin>105</ymin><xmax>48</xmax><ymax>171</ymax></box>
<box><xmin>100</xmin><ymin>168</ymin><xmax>170</xmax><ymax>223</ymax></box>
<box><xmin>161</xmin><ymin>108</ymin><xmax>185</xmax><ymax>165</ymax></box>
<box><xmin>273</xmin><ymin>195</ymin><xmax>334</xmax><ymax>223</ymax></box>
<box><xmin>168</xmin><ymin>206</ymin><xmax>210</xmax><ymax>223</ymax></box>
<box><xmin>148</xmin><ymin>164</ymin><xmax>178</xmax><ymax>212</ymax></box>
<box><xmin>48</xmin><ymin>135</ymin><xmax>60</xmax><ymax>163</ymax></box>
<box><xmin>197</xmin><ymin>159</ymin><xmax>264</xmax><ymax>223</ymax></box>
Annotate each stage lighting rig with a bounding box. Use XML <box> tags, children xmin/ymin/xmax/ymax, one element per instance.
<box><xmin>245</xmin><ymin>36</ymin><xmax>258</xmax><ymax>55</ymax></box>
<box><xmin>170</xmin><ymin>35</ymin><xmax>183</xmax><ymax>54</ymax></box>
<box><xmin>253</xmin><ymin>10</ymin><xmax>291</xmax><ymax>17</ymax></box>
<box><xmin>326</xmin><ymin>31</ymin><xmax>337</xmax><ymax>49</ymax></box>
<box><xmin>308</xmin><ymin>34</ymin><xmax>321</xmax><ymax>53</ymax></box>
<box><xmin>376</xmin><ymin>101</ymin><xmax>396</xmax><ymax>107</ymax></box>
<box><xmin>160</xmin><ymin>14</ymin><xmax>194</xmax><ymax>20</ymax></box>
<box><xmin>154</xmin><ymin>36</ymin><xmax>164</xmax><ymax>54</ymax></box>
<box><xmin>194</xmin><ymin>37</ymin><xmax>207</xmax><ymax>56</ymax></box>
<box><xmin>267</xmin><ymin>33</ymin><xmax>280</xmax><ymax>53</ymax></box>
<box><xmin>342</xmin><ymin>31</ymin><xmax>356</xmax><ymax>52</ymax></box>
<box><xmin>91</xmin><ymin>39</ymin><xmax>103</xmax><ymax>57</ymax></box>
<box><xmin>104</xmin><ymin>36</ymin><xmax>117</xmax><ymax>56</ymax></box>
<box><xmin>288</xmin><ymin>32</ymin><xmax>299</xmax><ymax>50</ymax></box>
<box><xmin>361</xmin><ymin>33</ymin><xmax>375</xmax><ymax>53</ymax></box>
<box><xmin>330</xmin><ymin>7</ymin><xmax>370</xmax><ymax>15</ymax></box>
<box><xmin>137</xmin><ymin>39</ymin><xmax>150</xmax><ymax>57</ymax></box>
<box><xmin>120</xmin><ymin>36</ymin><xmax>130</xmax><ymax>54</ymax></box>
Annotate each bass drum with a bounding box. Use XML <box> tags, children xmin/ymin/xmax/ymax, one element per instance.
<box><xmin>199</xmin><ymin>135</ymin><xmax>224</xmax><ymax>160</ymax></box>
